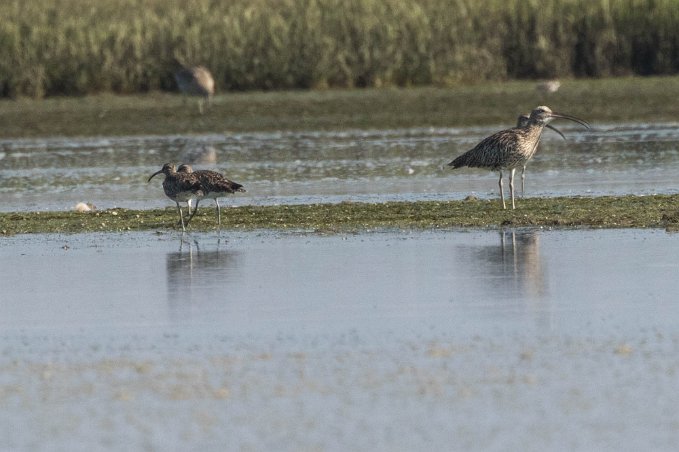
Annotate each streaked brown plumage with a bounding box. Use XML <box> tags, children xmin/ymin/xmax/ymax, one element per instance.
<box><xmin>174</xmin><ymin>63</ymin><xmax>215</xmax><ymax>114</ymax></box>
<box><xmin>516</xmin><ymin>113</ymin><xmax>566</xmax><ymax>196</ymax></box>
<box><xmin>449</xmin><ymin>106</ymin><xmax>590</xmax><ymax>209</ymax></box>
<box><xmin>148</xmin><ymin>163</ymin><xmax>204</xmax><ymax>231</ymax></box>
<box><xmin>177</xmin><ymin>164</ymin><xmax>246</xmax><ymax>227</ymax></box>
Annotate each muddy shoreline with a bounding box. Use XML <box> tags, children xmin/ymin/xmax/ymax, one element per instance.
<box><xmin>2</xmin><ymin>195</ymin><xmax>679</xmax><ymax>235</ymax></box>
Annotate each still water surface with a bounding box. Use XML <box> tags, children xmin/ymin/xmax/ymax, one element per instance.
<box><xmin>2</xmin><ymin>228</ymin><xmax>677</xmax><ymax>334</ymax></box>
<box><xmin>1</xmin><ymin>122</ymin><xmax>678</xmax><ymax>211</ymax></box>
<box><xmin>1</xmin><ymin>229</ymin><xmax>679</xmax><ymax>450</ymax></box>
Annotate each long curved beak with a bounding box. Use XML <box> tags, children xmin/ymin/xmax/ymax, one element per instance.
<box><xmin>550</xmin><ymin>112</ymin><xmax>591</xmax><ymax>129</ymax></box>
<box><xmin>545</xmin><ymin>124</ymin><xmax>566</xmax><ymax>140</ymax></box>
<box><xmin>148</xmin><ymin>170</ymin><xmax>163</xmax><ymax>182</ymax></box>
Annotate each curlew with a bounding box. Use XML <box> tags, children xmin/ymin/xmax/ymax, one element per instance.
<box><xmin>148</xmin><ymin>163</ymin><xmax>204</xmax><ymax>231</ymax></box>
<box><xmin>177</xmin><ymin>164</ymin><xmax>246</xmax><ymax>227</ymax></box>
<box><xmin>516</xmin><ymin>113</ymin><xmax>566</xmax><ymax>196</ymax></box>
<box><xmin>448</xmin><ymin>106</ymin><xmax>590</xmax><ymax>209</ymax></box>
<box><xmin>173</xmin><ymin>62</ymin><xmax>215</xmax><ymax>114</ymax></box>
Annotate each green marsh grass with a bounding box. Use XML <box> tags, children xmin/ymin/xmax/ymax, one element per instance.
<box><xmin>3</xmin><ymin>0</ymin><xmax>679</xmax><ymax>98</ymax></box>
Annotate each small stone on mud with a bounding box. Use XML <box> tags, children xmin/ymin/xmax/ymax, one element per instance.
<box><xmin>74</xmin><ymin>202</ymin><xmax>96</xmax><ymax>213</ymax></box>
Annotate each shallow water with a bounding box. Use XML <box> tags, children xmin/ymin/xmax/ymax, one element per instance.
<box><xmin>1</xmin><ymin>229</ymin><xmax>679</xmax><ymax>450</ymax></box>
<box><xmin>2</xmin><ymin>122</ymin><xmax>679</xmax><ymax>212</ymax></box>
<box><xmin>2</xmin><ymin>228</ymin><xmax>678</xmax><ymax>335</ymax></box>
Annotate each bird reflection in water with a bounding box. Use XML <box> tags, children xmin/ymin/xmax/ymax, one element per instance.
<box><xmin>165</xmin><ymin>238</ymin><xmax>241</xmax><ymax>323</ymax></box>
<box><xmin>456</xmin><ymin>228</ymin><xmax>547</xmax><ymax>304</ymax></box>
<box><xmin>498</xmin><ymin>229</ymin><xmax>547</xmax><ymax>301</ymax></box>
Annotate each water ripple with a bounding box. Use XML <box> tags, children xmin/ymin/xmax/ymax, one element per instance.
<box><xmin>1</xmin><ymin>123</ymin><xmax>678</xmax><ymax>211</ymax></box>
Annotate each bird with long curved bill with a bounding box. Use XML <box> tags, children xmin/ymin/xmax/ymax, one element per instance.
<box><xmin>449</xmin><ymin>106</ymin><xmax>590</xmax><ymax>209</ymax></box>
<box><xmin>148</xmin><ymin>163</ymin><xmax>204</xmax><ymax>231</ymax></box>
<box><xmin>516</xmin><ymin>113</ymin><xmax>566</xmax><ymax>197</ymax></box>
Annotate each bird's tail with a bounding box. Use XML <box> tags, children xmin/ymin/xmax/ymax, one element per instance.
<box><xmin>448</xmin><ymin>155</ymin><xmax>467</xmax><ymax>169</ymax></box>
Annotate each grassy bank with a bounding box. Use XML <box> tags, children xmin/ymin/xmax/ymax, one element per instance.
<box><xmin>3</xmin><ymin>76</ymin><xmax>679</xmax><ymax>138</ymax></box>
<box><xmin>2</xmin><ymin>195</ymin><xmax>679</xmax><ymax>235</ymax></box>
<box><xmin>3</xmin><ymin>0</ymin><xmax>679</xmax><ymax>98</ymax></box>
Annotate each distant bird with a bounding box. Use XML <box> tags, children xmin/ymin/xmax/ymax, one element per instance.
<box><xmin>177</xmin><ymin>164</ymin><xmax>246</xmax><ymax>227</ymax></box>
<box><xmin>516</xmin><ymin>113</ymin><xmax>566</xmax><ymax>196</ymax></box>
<box><xmin>180</xmin><ymin>144</ymin><xmax>218</xmax><ymax>165</ymax></box>
<box><xmin>173</xmin><ymin>61</ymin><xmax>215</xmax><ymax>114</ymax></box>
<box><xmin>448</xmin><ymin>106</ymin><xmax>590</xmax><ymax>209</ymax></box>
<box><xmin>536</xmin><ymin>80</ymin><xmax>561</xmax><ymax>94</ymax></box>
<box><xmin>148</xmin><ymin>163</ymin><xmax>204</xmax><ymax>231</ymax></box>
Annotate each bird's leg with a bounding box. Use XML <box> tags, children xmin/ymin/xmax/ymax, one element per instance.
<box><xmin>521</xmin><ymin>165</ymin><xmax>526</xmax><ymax>197</ymax></box>
<box><xmin>498</xmin><ymin>171</ymin><xmax>506</xmax><ymax>210</ymax></box>
<box><xmin>215</xmin><ymin>199</ymin><xmax>221</xmax><ymax>227</ymax></box>
<box><xmin>178</xmin><ymin>199</ymin><xmax>192</xmax><ymax>226</ymax></box>
<box><xmin>177</xmin><ymin>200</ymin><xmax>191</xmax><ymax>226</ymax></box>
<box><xmin>509</xmin><ymin>168</ymin><xmax>516</xmax><ymax>210</ymax></box>
<box><xmin>176</xmin><ymin>201</ymin><xmax>186</xmax><ymax>231</ymax></box>
<box><xmin>185</xmin><ymin>199</ymin><xmax>200</xmax><ymax>226</ymax></box>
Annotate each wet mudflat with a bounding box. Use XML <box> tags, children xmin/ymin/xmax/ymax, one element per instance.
<box><xmin>1</xmin><ymin>228</ymin><xmax>678</xmax><ymax>451</ymax></box>
<box><xmin>2</xmin><ymin>122</ymin><xmax>679</xmax><ymax>213</ymax></box>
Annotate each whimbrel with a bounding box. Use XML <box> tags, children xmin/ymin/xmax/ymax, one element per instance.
<box><xmin>177</xmin><ymin>164</ymin><xmax>245</xmax><ymax>227</ymax></box>
<box><xmin>448</xmin><ymin>106</ymin><xmax>590</xmax><ymax>209</ymax></box>
<box><xmin>148</xmin><ymin>163</ymin><xmax>204</xmax><ymax>231</ymax></box>
<box><xmin>174</xmin><ymin>63</ymin><xmax>215</xmax><ymax>114</ymax></box>
<box><xmin>516</xmin><ymin>113</ymin><xmax>566</xmax><ymax>196</ymax></box>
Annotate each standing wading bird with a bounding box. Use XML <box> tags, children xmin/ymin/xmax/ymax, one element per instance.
<box><xmin>177</xmin><ymin>164</ymin><xmax>246</xmax><ymax>227</ymax></box>
<box><xmin>148</xmin><ymin>163</ymin><xmax>204</xmax><ymax>231</ymax></box>
<box><xmin>448</xmin><ymin>106</ymin><xmax>590</xmax><ymax>209</ymax></box>
<box><xmin>173</xmin><ymin>61</ymin><xmax>215</xmax><ymax>114</ymax></box>
<box><xmin>516</xmin><ymin>113</ymin><xmax>566</xmax><ymax>197</ymax></box>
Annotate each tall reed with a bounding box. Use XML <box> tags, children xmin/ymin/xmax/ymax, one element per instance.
<box><xmin>2</xmin><ymin>0</ymin><xmax>679</xmax><ymax>97</ymax></box>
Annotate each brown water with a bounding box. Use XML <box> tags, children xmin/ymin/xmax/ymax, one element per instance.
<box><xmin>1</xmin><ymin>122</ymin><xmax>678</xmax><ymax>211</ymax></box>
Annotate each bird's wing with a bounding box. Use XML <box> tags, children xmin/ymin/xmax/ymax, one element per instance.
<box><xmin>449</xmin><ymin>129</ymin><xmax>520</xmax><ymax>169</ymax></box>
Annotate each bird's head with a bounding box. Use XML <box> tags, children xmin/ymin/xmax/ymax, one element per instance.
<box><xmin>528</xmin><ymin>106</ymin><xmax>590</xmax><ymax>130</ymax></box>
<box><xmin>148</xmin><ymin>163</ymin><xmax>176</xmax><ymax>182</ymax></box>
<box><xmin>517</xmin><ymin>113</ymin><xmax>566</xmax><ymax>140</ymax></box>
<box><xmin>177</xmin><ymin>164</ymin><xmax>193</xmax><ymax>174</ymax></box>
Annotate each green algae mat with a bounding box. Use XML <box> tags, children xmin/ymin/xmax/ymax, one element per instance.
<box><xmin>2</xmin><ymin>195</ymin><xmax>679</xmax><ymax>235</ymax></box>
